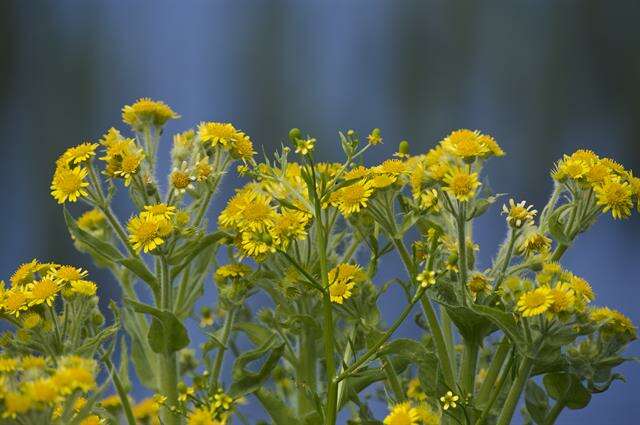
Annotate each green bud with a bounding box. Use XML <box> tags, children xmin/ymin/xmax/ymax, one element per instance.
<box><xmin>92</xmin><ymin>312</ymin><xmax>105</xmax><ymax>327</ymax></box>
<box><xmin>398</xmin><ymin>140</ymin><xmax>410</xmax><ymax>155</ymax></box>
<box><xmin>288</xmin><ymin>128</ymin><xmax>302</xmax><ymax>142</ymax></box>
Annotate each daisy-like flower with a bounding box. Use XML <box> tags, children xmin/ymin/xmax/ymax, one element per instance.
<box><xmin>26</xmin><ymin>278</ymin><xmax>59</xmax><ymax>307</ymax></box>
<box><xmin>589</xmin><ymin>306</ymin><xmax>636</xmax><ymax>338</ymax></box>
<box><xmin>24</xmin><ymin>378</ymin><xmax>59</xmax><ymax>404</ymax></box>
<box><xmin>114</xmin><ymin>148</ymin><xmax>145</xmax><ymax>187</ymax></box>
<box><xmin>127</xmin><ymin>214</ymin><xmax>167</xmax><ymax>253</ymax></box>
<box><xmin>269</xmin><ymin>210</ymin><xmax>311</xmax><ymax>248</ymax></box>
<box><xmin>374</xmin><ymin>159</ymin><xmax>407</xmax><ymax>176</ymax></box>
<box><xmin>50</xmin><ymin>265</ymin><xmax>88</xmax><ymax>285</ymax></box>
<box><xmin>194</xmin><ymin>157</ymin><xmax>214</xmax><ymax>181</ymax></box>
<box><xmin>2</xmin><ymin>392</ymin><xmax>31</xmax><ymax>418</ymax></box>
<box><xmin>2</xmin><ymin>288</ymin><xmax>29</xmax><ymax>316</ymax></box>
<box><xmin>187</xmin><ymin>406</ymin><xmax>216</xmax><ymax>425</ymax></box>
<box><xmin>132</xmin><ymin>397</ymin><xmax>161</xmax><ymax>422</ymax></box>
<box><xmin>328</xmin><ymin>263</ymin><xmax>364</xmax><ymax>304</ymax></box>
<box><xmin>198</xmin><ymin>121</ymin><xmax>238</xmax><ymax>148</ymax></box>
<box><xmin>567</xmin><ymin>273</ymin><xmax>595</xmax><ymax>305</ymax></box>
<box><xmin>213</xmin><ymin>390</ymin><xmax>233</xmax><ymax>412</ymax></box>
<box><xmin>142</xmin><ymin>203</ymin><xmax>176</xmax><ymax>220</ymax></box>
<box><xmin>517</xmin><ymin>286</ymin><xmax>553</xmax><ymax>317</ymax></box>
<box><xmin>294</xmin><ymin>137</ymin><xmax>316</xmax><ymax>155</ymax></box>
<box><xmin>77</xmin><ymin>209</ymin><xmax>106</xmax><ymax>233</ymax></box>
<box><xmin>546</xmin><ymin>282</ymin><xmax>576</xmax><ymax>314</ymax></box>
<box><xmin>70</xmin><ymin>280</ymin><xmax>97</xmax><ymax>297</ymax></box>
<box><xmin>235</xmin><ymin>193</ymin><xmax>277</xmax><ymax>232</ymax></box>
<box><xmin>170</xmin><ymin>167</ymin><xmax>195</xmax><ymax>194</ymax></box>
<box><xmin>383</xmin><ymin>402</ymin><xmax>420</xmax><ymax>425</ymax></box>
<box><xmin>371</xmin><ymin>174</ymin><xmax>397</xmax><ymax>189</ymax></box>
<box><xmin>443</xmin><ymin>167</ymin><xmax>480</xmax><ymax>202</ymax></box>
<box><xmin>21</xmin><ymin>312</ymin><xmax>42</xmax><ymax>329</ymax></box>
<box><xmin>440</xmin><ymin>391</ymin><xmax>460</xmax><ymax>410</ymax></box>
<box><xmin>63</xmin><ymin>142</ymin><xmax>100</xmax><ymax>165</ymax></box>
<box><xmin>416</xmin><ymin>189</ymin><xmax>439</xmax><ymax>212</ymax></box>
<box><xmin>367</xmin><ymin>128</ymin><xmax>383</xmax><ymax>145</ymax></box>
<box><xmin>332</xmin><ymin>181</ymin><xmax>374</xmax><ymax>217</ymax></box>
<box><xmin>519</xmin><ymin>232</ymin><xmax>551</xmax><ymax>256</ymax></box>
<box><xmin>442</xmin><ymin>129</ymin><xmax>488</xmax><ymax>161</ymax></box>
<box><xmin>218</xmin><ymin>189</ymin><xmax>256</xmax><ymax>230</ymax></box>
<box><xmin>10</xmin><ymin>259</ymin><xmax>41</xmax><ymax>286</ymax></box>
<box><xmin>230</xmin><ymin>131</ymin><xmax>255</xmax><ymax>160</ymax></box>
<box><xmin>468</xmin><ymin>273</ymin><xmax>491</xmax><ymax>301</ymax></box>
<box><xmin>416</xmin><ymin>270</ymin><xmax>436</xmax><ymax>288</ymax></box>
<box><xmin>594</xmin><ymin>178</ymin><xmax>633</xmax><ymax>219</ymax></box>
<box><xmin>215</xmin><ymin>263</ymin><xmax>252</xmax><ymax>283</ymax></box>
<box><xmin>502</xmin><ymin>199</ymin><xmax>537</xmax><ymax>228</ymax></box>
<box><xmin>239</xmin><ymin>230</ymin><xmax>277</xmax><ymax>261</ymax></box>
<box><xmin>552</xmin><ymin>156</ymin><xmax>588</xmax><ymax>182</ymax></box>
<box><xmin>122</xmin><ymin>98</ymin><xmax>179</xmax><ymax>131</ymax></box>
<box><xmin>50</xmin><ymin>166</ymin><xmax>90</xmax><ymax>204</ymax></box>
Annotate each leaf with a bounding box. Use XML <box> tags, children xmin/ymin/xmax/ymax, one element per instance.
<box><xmin>125</xmin><ymin>299</ymin><xmax>190</xmax><ymax>354</ymax></box>
<box><xmin>543</xmin><ymin>372</ymin><xmax>591</xmax><ymax>410</ymax></box>
<box><xmin>234</xmin><ymin>322</ymin><xmax>275</xmax><ymax>347</ymax></box>
<box><xmin>169</xmin><ymin>231</ymin><xmax>228</xmax><ymax>275</ymax></box>
<box><xmin>547</xmin><ymin>208</ymin><xmax>572</xmax><ymax>245</ymax></box>
<box><xmin>255</xmin><ymin>388</ymin><xmax>302</xmax><ymax>425</ymax></box>
<box><xmin>525</xmin><ymin>380</ymin><xmax>548</xmax><ymax>424</ymax></box>
<box><xmin>230</xmin><ymin>338</ymin><xmax>284</xmax><ymax>397</ymax></box>
<box><xmin>375</xmin><ymin>338</ymin><xmax>427</xmax><ymax>361</ymax></box>
<box><xmin>121</xmin><ymin>306</ymin><xmax>157</xmax><ymax>390</ymax></box>
<box><xmin>118</xmin><ymin>257</ymin><xmax>158</xmax><ymax>291</ymax></box>
<box><xmin>64</xmin><ymin>207</ymin><xmax>123</xmax><ymax>262</ymax></box>
<box><xmin>441</xmin><ymin>303</ymin><xmax>495</xmax><ymax>342</ymax></box>
<box><xmin>472</xmin><ymin>304</ymin><xmax>525</xmax><ymax>347</ymax></box>
<box><xmin>118</xmin><ymin>335</ymin><xmax>131</xmax><ymax>392</ymax></box>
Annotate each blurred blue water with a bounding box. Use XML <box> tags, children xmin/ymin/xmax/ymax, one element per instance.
<box><xmin>0</xmin><ymin>1</ymin><xmax>638</xmax><ymax>423</ymax></box>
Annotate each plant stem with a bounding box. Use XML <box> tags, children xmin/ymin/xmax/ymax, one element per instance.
<box><xmin>101</xmin><ymin>205</ymin><xmax>138</xmax><ymax>258</ymax></box>
<box><xmin>460</xmin><ymin>338</ymin><xmax>479</xmax><ymax>397</ymax></box>
<box><xmin>476</xmin><ymin>338</ymin><xmax>511</xmax><ymax>407</ymax></box>
<box><xmin>211</xmin><ymin>307</ymin><xmax>237</xmax><ymax>387</ymax></box>
<box><xmin>457</xmin><ymin>203</ymin><xmax>469</xmax><ymax>305</ymax></box>
<box><xmin>382</xmin><ymin>356</ymin><xmax>405</xmax><ymax>401</ymax></box>
<box><xmin>104</xmin><ymin>357</ymin><xmax>136</xmax><ymax>425</ymax></box>
<box><xmin>441</xmin><ymin>308</ymin><xmax>457</xmax><ymax>374</ymax></box>
<box><xmin>543</xmin><ymin>399</ymin><xmax>566</xmax><ymax>425</ymax></box>
<box><xmin>298</xmin><ymin>325</ymin><xmax>317</xmax><ymax>416</ymax></box>
<box><xmin>194</xmin><ymin>190</ymin><xmax>213</xmax><ymax>227</ymax></box>
<box><xmin>495</xmin><ymin>355</ymin><xmax>534</xmax><ymax>425</ymax></box>
<box><xmin>475</xmin><ymin>352</ymin><xmax>514</xmax><ymax>425</ymax></box>
<box><xmin>420</xmin><ymin>298</ymin><xmax>456</xmax><ymax>389</ymax></box>
<box><xmin>158</xmin><ymin>256</ymin><xmax>179</xmax><ymax>425</ymax></box>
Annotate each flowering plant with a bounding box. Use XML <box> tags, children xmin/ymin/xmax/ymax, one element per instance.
<box><xmin>1</xmin><ymin>98</ymin><xmax>637</xmax><ymax>425</ymax></box>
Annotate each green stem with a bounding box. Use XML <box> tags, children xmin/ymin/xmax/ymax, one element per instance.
<box><xmin>382</xmin><ymin>356</ymin><xmax>405</xmax><ymax>401</ymax></box>
<box><xmin>494</xmin><ymin>228</ymin><xmax>517</xmax><ymax>288</ymax></box>
<box><xmin>298</xmin><ymin>325</ymin><xmax>317</xmax><ymax>416</ymax></box>
<box><xmin>421</xmin><ymin>298</ymin><xmax>456</xmax><ymax>389</ymax></box>
<box><xmin>194</xmin><ymin>190</ymin><xmax>213</xmax><ymax>227</ymax></box>
<box><xmin>460</xmin><ymin>338</ymin><xmax>479</xmax><ymax>397</ymax></box>
<box><xmin>457</xmin><ymin>203</ymin><xmax>469</xmax><ymax>305</ymax></box>
<box><xmin>158</xmin><ymin>256</ymin><xmax>179</xmax><ymax>425</ymax></box>
<box><xmin>475</xmin><ymin>352</ymin><xmax>514</xmax><ymax>425</ymax></box>
<box><xmin>104</xmin><ymin>357</ymin><xmax>136</xmax><ymax>425</ymax></box>
<box><xmin>441</xmin><ymin>308</ymin><xmax>457</xmax><ymax>375</ymax></box>
<box><xmin>543</xmin><ymin>399</ymin><xmax>566</xmax><ymax>425</ymax></box>
<box><xmin>211</xmin><ymin>307</ymin><xmax>237</xmax><ymax>387</ymax></box>
<box><xmin>476</xmin><ymin>338</ymin><xmax>511</xmax><ymax>407</ymax></box>
<box><xmin>495</xmin><ymin>355</ymin><xmax>534</xmax><ymax>425</ymax></box>
<box><xmin>101</xmin><ymin>205</ymin><xmax>138</xmax><ymax>258</ymax></box>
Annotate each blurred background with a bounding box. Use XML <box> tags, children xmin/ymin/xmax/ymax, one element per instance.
<box><xmin>1</xmin><ymin>1</ymin><xmax>639</xmax><ymax>423</ymax></box>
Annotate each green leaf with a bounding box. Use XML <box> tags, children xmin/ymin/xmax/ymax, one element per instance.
<box><xmin>525</xmin><ymin>380</ymin><xmax>549</xmax><ymax>424</ymax></box>
<box><xmin>543</xmin><ymin>372</ymin><xmax>591</xmax><ymax>410</ymax></box>
<box><xmin>125</xmin><ymin>299</ymin><xmax>190</xmax><ymax>354</ymax></box>
<box><xmin>471</xmin><ymin>304</ymin><xmax>525</xmax><ymax>347</ymax></box>
<box><xmin>441</xmin><ymin>303</ymin><xmax>495</xmax><ymax>342</ymax></box>
<box><xmin>64</xmin><ymin>207</ymin><xmax>123</xmax><ymax>262</ymax></box>
<box><xmin>118</xmin><ymin>257</ymin><xmax>158</xmax><ymax>290</ymax></box>
<box><xmin>169</xmin><ymin>231</ymin><xmax>228</xmax><ymax>273</ymax></box>
<box><xmin>547</xmin><ymin>207</ymin><xmax>572</xmax><ymax>245</ymax></box>
<box><xmin>234</xmin><ymin>322</ymin><xmax>275</xmax><ymax>347</ymax></box>
<box><xmin>121</xmin><ymin>306</ymin><xmax>158</xmax><ymax>390</ymax></box>
<box><xmin>118</xmin><ymin>335</ymin><xmax>131</xmax><ymax>392</ymax></box>
<box><xmin>255</xmin><ymin>388</ymin><xmax>302</xmax><ymax>425</ymax></box>
<box><xmin>230</xmin><ymin>339</ymin><xmax>284</xmax><ymax>397</ymax></box>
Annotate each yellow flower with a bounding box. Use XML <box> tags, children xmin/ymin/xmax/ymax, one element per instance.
<box><xmin>270</xmin><ymin>210</ymin><xmax>311</xmax><ymax>247</ymax></box>
<box><xmin>416</xmin><ymin>270</ymin><xmax>436</xmax><ymax>288</ymax></box>
<box><xmin>235</xmin><ymin>193</ymin><xmax>277</xmax><ymax>232</ymax></box>
<box><xmin>371</xmin><ymin>174</ymin><xmax>397</xmax><ymax>189</ymax></box>
<box><xmin>547</xmin><ymin>282</ymin><xmax>576</xmax><ymax>314</ymax></box>
<box><xmin>332</xmin><ymin>181</ymin><xmax>373</xmax><ymax>217</ymax></box>
<box><xmin>77</xmin><ymin>209</ymin><xmax>106</xmax><ymax>232</ymax></box>
<box><xmin>519</xmin><ymin>232</ymin><xmax>551</xmax><ymax>256</ymax></box>
<box><xmin>178</xmin><ymin>385</ymin><xmax>195</xmax><ymax>402</ymax></box>
<box><xmin>406</xmin><ymin>378</ymin><xmax>427</xmax><ymax>401</ymax></box>
<box><xmin>567</xmin><ymin>273</ymin><xmax>595</xmax><ymax>304</ymax></box>
<box><xmin>50</xmin><ymin>166</ymin><xmax>90</xmax><ymax>204</ymax></box>
<box><xmin>195</xmin><ymin>157</ymin><xmax>214</xmax><ymax>181</ymax></box>
<box><xmin>416</xmin><ymin>189</ymin><xmax>439</xmax><ymax>212</ymax></box>
<box><xmin>215</xmin><ymin>264</ymin><xmax>252</xmax><ymax>283</ymax></box>
<box><xmin>198</xmin><ymin>121</ymin><xmax>238</xmax><ymax>148</ymax></box>
<box><xmin>230</xmin><ymin>131</ymin><xmax>255</xmax><ymax>160</ymax></box>
<box><xmin>114</xmin><ymin>148</ymin><xmax>145</xmax><ymax>186</ymax></box>
<box><xmin>26</xmin><ymin>278</ymin><xmax>59</xmax><ymax>307</ymax></box>
<box><xmin>239</xmin><ymin>230</ymin><xmax>277</xmax><ymax>260</ymax></box>
<box><xmin>328</xmin><ymin>263</ymin><xmax>364</xmax><ymax>304</ymax></box>
<box><xmin>218</xmin><ymin>189</ymin><xmax>255</xmax><ymax>230</ymax></box>
<box><xmin>0</xmin><ymin>356</ymin><xmax>19</xmax><ymax>372</ymax></box>
<box><xmin>10</xmin><ymin>260</ymin><xmax>41</xmax><ymax>286</ymax></box>
<box><xmin>517</xmin><ymin>287</ymin><xmax>553</xmax><ymax>317</ymax></box>
<box><xmin>552</xmin><ymin>156</ymin><xmax>588</xmax><ymax>181</ymax></box>
<box><xmin>502</xmin><ymin>199</ymin><xmax>537</xmax><ymax>228</ymax></box>
<box><xmin>2</xmin><ymin>392</ymin><xmax>31</xmax><ymax>418</ymax></box>
<box><xmin>127</xmin><ymin>214</ymin><xmax>169</xmax><ymax>253</ymax></box>
<box><xmin>70</xmin><ymin>280</ymin><xmax>97</xmax><ymax>297</ymax></box>
<box><xmin>24</xmin><ymin>378</ymin><xmax>59</xmax><ymax>405</ymax></box>
<box><xmin>20</xmin><ymin>355</ymin><xmax>47</xmax><ymax>370</ymax></box>
<box><xmin>122</xmin><ymin>98</ymin><xmax>179</xmax><ymax>130</ymax></box>
<box><xmin>415</xmin><ymin>403</ymin><xmax>441</xmax><ymax>425</ymax></box>
<box><xmin>142</xmin><ymin>203</ymin><xmax>176</xmax><ymax>220</ymax></box>
<box><xmin>589</xmin><ymin>306</ymin><xmax>636</xmax><ymax>338</ymax></box>
<box><xmin>585</xmin><ymin>159</ymin><xmax>613</xmax><ymax>186</ymax></box>
<box><xmin>21</xmin><ymin>312</ymin><xmax>42</xmax><ymax>329</ymax></box>
<box><xmin>62</xmin><ymin>142</ymin><xmax>100</xmax><ymax>165</ymax></box>
<box><xmin>188</xmin><ymin>406</ymin><xmax>217</xmax><ymax>425</ymax></box>
<box><xmin>213</xmin><ymin>390</ymin><xmax>233</xmax><ymax>412</ymax></box>
<box><xmin>440</xmin><ymin>391</ymin><xmax>459</xmax><ymax>410</ymax></box>
<box><xmin>132</xmin><ymin>397</ymin><xmax>161</xmax><ymax>420</ymax></box>
<box><xmin>170</xmin><ymin>168</ymin><xmax>195</xmax><ymax>193</ymax></box>
<box><xmin>468</xmin><ymin>273</ymin><xmax>491</xmax><ymax>300</ymax></box>
<box><xmin>594</xmin><ymin>178</ymin><xmax>633</xmax><ymax>219</ymax></box>
<box><xmin>79</xmin><ymin>415</ymin><xmax>101</xmax><ymax>425</ymax></box>
<box><xmin>443</xmin><ymin>167</ymin><xmax>480</xmax><ymax>202</ymax></box>
<box><xmin>384</xmin><ymin>402</ymin><xmax>420</xmax><ymax>425</ymax></box>
<box><xmin>51</xmin><ymin>265</ymin><xmax>88</xmax><ymax>285</ymax></box>
<box><xmin>295</xmin><ymin>137</ymin><xmax>316</xmax><ymax>155</ymax></box>
<box><xmin>375</xmin><ymin>159</ymin><xmax>406</xmax><ymax>176</ymax></box>
<box><xmin>2</xmin><ymin>288</ymin><xmax>29</xmax><ymax>316</ymax></box>
<box><xmin>442</xmin><ymin>129</ymin><xmax>488</xmax><ymax>161</ymax></box>
<box><xmin>367</xmin><ymin>128</ymin><xmax>383</xmax><ymax>145</ymax></box>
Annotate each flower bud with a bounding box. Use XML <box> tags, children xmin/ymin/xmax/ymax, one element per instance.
<box><xmin>288</xmin><ymin>128</ymin><xmax>302</xmax><ymax>142</ymax></box>
<box><xmin>398</xmin><ymin>140</ymin><xmax>410</xmax><ymax>155</ymax></box>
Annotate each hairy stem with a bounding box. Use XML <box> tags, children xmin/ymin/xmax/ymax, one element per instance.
<box><xmin>495</xmin><ymin>355</ymin><xmax>534</xmax><ymax>425</ymax></box>
<box><xmin>476</xmin><ymin>338</ymin><xmax>511</xmax><ymax>406</ymax></box>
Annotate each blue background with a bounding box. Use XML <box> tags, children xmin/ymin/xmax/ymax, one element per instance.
<box><xmin>0</xmin><ymin>1</ymin><xmax>638</xmax><ymax>423</ymax></box>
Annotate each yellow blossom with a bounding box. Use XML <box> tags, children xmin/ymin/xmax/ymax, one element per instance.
<box><xmin>519</xmin><ymin>232</ymin><xmax>551</xmax><ymax>256</ymax></box>
<box><xmin>384</xmin><ymin>402</ymin><xmax>420</xmax><ymax>425</ymax></box>
<box><xmin>198</xmin><ymin>121</ymin><xmax>238</xmax><ymax>148</ymax></box>
<box><xmin>502</xmin><ymin>199</ymin><xmax>537</xmax><ymax>228</ymax></box>
<box><xmin>2</xmin><ymin>288</ymin><xmax>29</xmax><ymax>316</ymax></box>
<box><xmin>328</xmin><ymin>263</ymin><xmax>364</xmax><ymax>304</ymax></box>
<box><xmin>440</xmin><ymin>391</ymin><xmax>459</xmax><ymax>410</ymax></box>
<box><xmin>443</xmin><ymin>167</ymin><xmax>480</xmax><ymax>202</ymax></box>
<box><xmin>215</xmin><ymin>264</ymin><xmax>252</xmax><ymax>283</ymax></box>
<box><xmin>332</xmin><ymin>181</ymin><xmax>373</xmax><ymax>216</ymax></box>
<box><xmin>367</xmin><ymin>128</ymin><xmax>383</xmax><ymax>145</ymax></box>
<box><xmin>517</xmin><ymin>287</ymin><xmax>553</xmax><ymax>317</ymax></box>
<box><xmin>442</xmin><ymin>129</ymin><xmax>488</xmax><ymax>161</ymax></box>
<box><xmin>70</xmin><ymin>280</ymin><xmax>97</xmax><ymax>297</ymax></box>
<box><xmin>547</xmin><ymin>282</ymin><xmax>576</xmax><ymax>314</ymax></box>
<box><xmin>51</xmin><ymin>166</ymin><xmax>90</xmax><ymax>204</ymax></box>
<box><xmin>26</xmin><ymin>278</ymin><xmax>59</xmax><ymax>307</ymax></box>
<box><xmin>10</xmin><ymin>260</ymin><xmax>41</xmax><ymax>286</ymax></box>
<box><xmin>51</xmin><ymin>265</ymin><xmax>88</xmax><ymax>285</ymax></box>
<box><xmin>63</xmin><ymin>142</ymin><xmax>100</xmax><ymax>165</ymax></box>
<box><xmin>127</xmin><ymin>214</ymin><xmax>170</xmax><ymax>253</ymax></box>
<box><xmin>122</xmin><ymin>98</ymin><xmax>179</xmax><ymax>130</ymax></box>
<box><xmin>295</xmin><ymin>137</ymin><xmax>316</xmax><ymax>155</ymax></box>
<box><xmin>594</xmin><ymin>178</ymin><xmax>633</xmax><ymax>219</ymax></box>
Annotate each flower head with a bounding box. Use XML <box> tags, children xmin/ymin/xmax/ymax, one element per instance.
<box><xmin>328</xmin><ymin>263</ymin><xmax>365</xmax><ymax>304</ymax></box>
<box><xmin>127</xmin><ymin>214</ymin><xmax>172</xmax><ymax>253</ymax></box>
<box><xmin>367</xmin><ymin>128</ymin><xmax>383</xmax><ymax>145</ymax></box>
<box><xmin>331</xmin><ymin>181</ymin><xmax>373</xmax><ymax>217</ymax></box>
<box><xmin>443</xmin><ymin>167</ymin><xmax>480</xmax><ymax>202</ymax></box>
<box><xmin>517</xmin><ymin>287</ymin><xmax>553</xmax><ymax>317</ymax></box>
<box><xmin>198</xmin><ymin>121</ymin><xmax>238</xmax><ymax>148</ymax></box>
<box><xmin>519</xmin><ymin>232</ymin><xmax>551</xmax><ymax>256</ymax></box>
<box><xmin>502</xmin><ymin>199</ymin><xmax>537</xmax><ymax>228</ymax></box>
<box><xmin>594</xmin><ymin>178</ymin><xmax>633</xmax><ymax>219</ymax></box>
<box><xmin>26</xmin><ymin>278</ymin><xmax>59</xmax><ymax>307</ymax></box>
<box><xmin>62</xmin><ymin>142</ymin><xmax>100</xmax><ymax>165</ymax></box>
<box><xmin>440</xmin><ymin>391</ymin><xmax>460</xmax><ymax>410</ymax></box>
<box><xmin>384</xmin><ymin>402</ymin><xmax>420</xmax><ymax>425</ymax></box>
<box><xmin>70</xmin><ymin>280</ymin><xmax>97</xmax><ymax>297</ymax></box>
<box><xmin>295</xmin><ymin>137</ymin><xmax>316</xmax><ymax>155</ymax></box>
<box><xmin>50</xmin><ymin>166</ymin><xmax>90</xmax><ymax>204</ymax></box>
<box><xmin>122</xmin><ymin>98</ymin><xmax>179</xmax><ymax>130</ymax></box>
